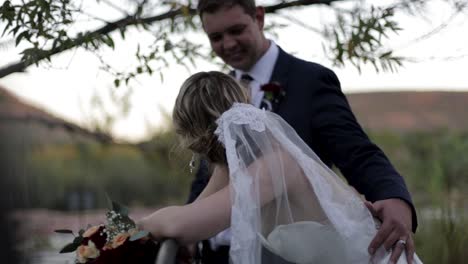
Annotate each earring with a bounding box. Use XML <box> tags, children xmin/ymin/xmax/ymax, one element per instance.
<box><xmin>189</xmin><ymin>154</ymin><xmax>196</xmax><ymax>173</ymax></box>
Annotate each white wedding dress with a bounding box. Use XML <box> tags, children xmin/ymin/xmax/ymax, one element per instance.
<box><xmin>214</xmin><ymin>103</ymin><xmax>422</xmax><ymax>264</ymax></box>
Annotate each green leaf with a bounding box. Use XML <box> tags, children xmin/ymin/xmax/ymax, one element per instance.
<box><xmin>121</xmin><ymin>215</ymin><xmax>136</xmax><ymax>227</ymax></box>
<box><xmin>106</xmin><ymin>195</ymin><xmax>130</xmax><ymax>216</ymax></box>
<box><xmin>1</xmin><ymin>21</ymin><xmax>12</xmax><ymax>37</ymax></box>
<box><xmin>146</xmin><ymin>65</ymin><xmax>153</xmax><ymax>75</ymax></box>
<box><xmin>15</xmin><ymin>31</ymin><xmax>29</xmax><ymax>46</ymax></box>
<box><xmin>54</xmin><ymin>229</ymin><xmax>74</xmax><ymax>234</ymax></box>
<box><xmin>164</xmin><ymin>41</ymin><xmax>172</xmax><ymax>52</ymax></box>
<box><xmin>379</xmin><ymin>51</ymin><xmax>392</xmax><ymax>58</ymax></box>
<box><xmin>105</xmin><ymin>192</ymin><xmax>113</xmax><ymax>209</ymax></box>
<box><xmin>114</xmin><ymin>79</ymin><xmax>120</xmax><ymax>88</ymax></box>
<box><xmin>112</xmin><ymin>200</ymin><xmax>129</xmax><ymax>216</ymax></box>
<box><xmin>103</xmin><ymin>35</ymin><xmax>114</xmax><ymax>49</ymax></box>
<box><xmin>10</xmin><ymin>25</ymin><xmax>21</xmax><ymax>36</ymax></box>
<box><xmin>129</xmin><ymin>230</ymin><xmax>149</xmax><ymax>241</ymax></box>
<box><xmin>119</xmin><ymin>27</ymin><xmax>126</xmax><ymax>39</ymax></box>
<box><xmin>73</xmin><ymin>235</ymin><xmax>84</xmax><ymax>244</ymax></box>
<box><xmin>59</xmin><ymin>243</ymin><xmax>79</xmax><ymax>253</ymax></box>
<box><xmin>136</xmin><ymin>5</ymin><xmax>143</xmax><ymax>16</ymax></box>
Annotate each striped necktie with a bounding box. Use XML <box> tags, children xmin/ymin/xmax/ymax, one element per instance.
<box><xmin>240</xmin><ymin>74</ymin><xmax>253</xmax><ymax>97</ymax></box>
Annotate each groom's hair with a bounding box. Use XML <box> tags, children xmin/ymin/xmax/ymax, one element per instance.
<box><xmin>197</xmin><ymin>0</ymin><xmax>257</xmax><ymax>19</ymax></box>
<box><xmin>173</xmin><ymin>71</ymin><xmax>249</xmax><ymax>164</ymax></box>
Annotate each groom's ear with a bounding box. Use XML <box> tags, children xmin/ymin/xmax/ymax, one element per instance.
<box><xmin>254</xmin><ymin>6</ymin><xmax>265</xmax><ymax>30</ymax></box>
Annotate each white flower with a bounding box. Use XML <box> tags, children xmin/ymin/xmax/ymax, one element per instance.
<box><xmin>76</xmin><ymin>241</ymin><xmax>100</xmax><ymax>263</ymax></box>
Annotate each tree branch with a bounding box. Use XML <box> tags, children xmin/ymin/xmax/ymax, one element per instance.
<box><xmin>0</xmin><ymin>0</ymin><xmax>343</xmax><ymax>78</ymax></box>
<box><xmin>264</xmin><ymin>0</ymin><xmax>341</xmax><ymax>13</ymax></box>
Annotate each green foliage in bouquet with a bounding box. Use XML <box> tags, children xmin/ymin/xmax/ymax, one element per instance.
<box><xmin>55</xmin><ymin>199</ymin><xmax>159</xmax><ymax>263</ymax></box>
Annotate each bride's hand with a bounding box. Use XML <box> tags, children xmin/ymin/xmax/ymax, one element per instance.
<box><xmin>137</xmin><ymin>206</ymin><xmax>183</xmax><ymax>240</ymax></box>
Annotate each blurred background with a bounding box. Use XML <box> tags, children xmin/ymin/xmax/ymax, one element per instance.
<box><xmin>1</xmin><ymin>0</ymin><xmax>467</xmax><ymax>263</ymax></box>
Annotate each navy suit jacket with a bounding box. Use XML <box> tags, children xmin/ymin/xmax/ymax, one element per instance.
<box><xmin>188</xmin><ymin>47</ymin><xmax>417</xmax><ymax>237</ymax></box>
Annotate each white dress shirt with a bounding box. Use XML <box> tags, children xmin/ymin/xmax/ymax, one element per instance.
<box><xmin>235</xmin><ymin>40</ymin><xmax>279</xmax><ymax>107</ymax></box>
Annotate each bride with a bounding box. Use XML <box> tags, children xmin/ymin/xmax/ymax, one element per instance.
<box><xmin>138</xmin><ymin>71</ymin><xmax>422</xmax><ymax>264</ymax></box>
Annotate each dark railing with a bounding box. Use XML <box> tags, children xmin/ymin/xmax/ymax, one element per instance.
<box><xmin>155</xmin><ymin>239</ymin><xmax>178</xmax><ymax>264</ymax></box>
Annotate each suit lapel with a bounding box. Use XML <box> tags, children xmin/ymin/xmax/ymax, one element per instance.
<box><xmin>267</xmin><ymin>47</ymin><xmax>292</xmax><ymax>113</ymax></box>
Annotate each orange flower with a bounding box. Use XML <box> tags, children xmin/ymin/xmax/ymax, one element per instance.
<box><xmin>83</xmin><ymin>225</ymin><xmax>101</xmax><ymax>238</ymax></box>
<box><xmin>102</xmin><ymin>243</ymin><xmax>113</xmax><ymax>251</ymax></box>
<box><xmin>76</xmin><ymin>241</ymin><xmax>100</xmax><ymax>263</ymax></box>
<box><xmin>112</xmin><ymin>233</ymin><xmax>130</xmax><ymax>248</ymax></box>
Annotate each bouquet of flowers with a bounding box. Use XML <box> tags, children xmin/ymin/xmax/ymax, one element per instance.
<box><xmin>56</xmin><ymin>200</ymin><xmax>159</xmax><ymax>264</ymax></box>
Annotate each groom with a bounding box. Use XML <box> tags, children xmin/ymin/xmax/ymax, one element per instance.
<box><xmin>186</xmin><ymin>0</ymin><xmax>418</xmax><ymax>263</ymax></box>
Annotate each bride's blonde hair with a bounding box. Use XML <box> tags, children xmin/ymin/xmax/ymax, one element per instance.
<box><xmin>173</xmin><ymin>71</ymin><xmax>249</xmax><ymax>164</ymax></box>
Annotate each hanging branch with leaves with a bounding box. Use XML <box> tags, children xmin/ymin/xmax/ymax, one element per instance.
<box><xmin>2</xmin><ymin>0</ymin><xmax>458</xmax><ymax>80</ymax></box>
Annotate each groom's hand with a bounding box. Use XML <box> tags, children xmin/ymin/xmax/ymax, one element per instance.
<box><xmin>365</xmin><ymin>199</ymin><xmax>414</xmax><ymax>264</ymax></box>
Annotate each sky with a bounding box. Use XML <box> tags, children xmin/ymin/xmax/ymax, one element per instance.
<box><xmin>0</xmin><ymin>0</ymin><xmax>467</xmax><ymax>142</ymax></box>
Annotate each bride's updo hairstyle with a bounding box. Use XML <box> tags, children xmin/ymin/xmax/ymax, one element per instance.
<box><xmin>173</xmin><ymin>71</ymin><xmax>249</xmax><ymax>164</ymax></box>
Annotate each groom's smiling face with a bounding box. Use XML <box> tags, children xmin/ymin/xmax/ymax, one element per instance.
<box><xmin>201</xmin><ymin>5</ymin><xmax>267</xmax><ymax>71</ymax></box>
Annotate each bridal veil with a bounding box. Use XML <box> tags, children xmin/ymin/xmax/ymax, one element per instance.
<box><xmin>214</xmin><ymin>103</ymin><xmax>422</xmax><ymax>264</ymax></box>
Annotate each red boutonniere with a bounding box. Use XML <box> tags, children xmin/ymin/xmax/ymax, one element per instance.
<box><xmin>260</xmin><ymin>82</ymin><xmax>286</xmax><ymax>111</ymax></box>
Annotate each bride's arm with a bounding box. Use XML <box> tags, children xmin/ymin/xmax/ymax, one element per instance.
<box><xmin>137</xmin><ymin>185</ymin><xmax>231</xmax><ymax>245</ymax></box>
